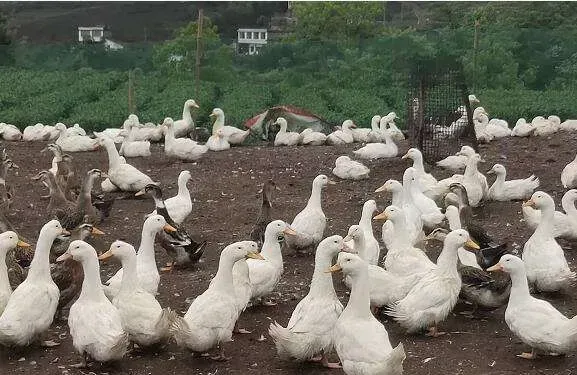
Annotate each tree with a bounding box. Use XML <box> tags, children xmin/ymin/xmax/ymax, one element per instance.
<box><xmin>292</xmin><ymin>2</ymin><xmax>383</xmax><ymax>42</ymax></box>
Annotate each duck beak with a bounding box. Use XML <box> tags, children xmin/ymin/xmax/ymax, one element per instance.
<box><xmin>522</xmin><ymin>199</ymin><xmax>536</xmax><ymax>208</ymax></box>
<box><xmin>56</xmin><ymin>252</ymin><xmax>72</xmax><ymax>262</ymax></box>
<box><xmin>343</xmin><ymin>235</ymin><xmax>353</xmax><ymax>243</ymax></box>
<box><xmin>98</xmin><ymin>250</ymin><xmax>114</xmax><ymax>261</ymax></box>
<box><xmin>486</xmin><ymin>263</ymin><xmax>504</xmax><ymax>272</ymax></box>
<box><xmin>340</xmin><ymin>243</ymin><xmax>355</xmax><ymax>253</ymax></box>
<box><xmin>283</xmin><ymin>227</ymin><xmax>297</xmax><ymax>236</ymax></box>
<box><xmin>374</xmin><ymin>184</ymin><xmax>388</xmax><ymax>193</ymax></box>
<box><xmin>486</xmin><ymin>169</ymin><xmax>495</xmax><ymax>175</ymax></box>
<box><xmin>17</xmin><ymin>240</ymin><xmax>31</xmax><ymax>247</ymax></box>
<box><xmin>246</xmin><ymin>252</ymin><xmax>264</xmax><ymax>260</ymax></box>
<box><xmin>327</xmin><ymin>179</ymin><xmax>337</xmax><ymax>185</ymax></box>
<box><xmin>163</xmin><ymin>224</ymin><xmax>177</xmax><ymax>233</ymax></box>
<box><xmin>61</xmin><ymin>229</ymin><xmax>71</xmax><ymax>236</ymax></box>
<box><xmin>401</xmin><ymin>153</ymin><xmax>409</xmax><ymax>159</ymax></box>
<box><xmin>326</xmin><ymin>264</ymin><xmax>342</xmax><ymax>273</ymax></box>
<box><xmin>91</xmin><ymin>227</ymin><xmax>105</xmax><ymax>235</ymax></box>
<box><xmin>209</xmin><ymin>113</ymin><xmax>216</xmax><ymax>118</ymax></box>
<box><xmin>100</xmin><ymin>172</ymin><xmax>109</xmax><ymax>179</ymax></box>
<box><xmin>135</xmin><ymin>189</ymin><xmax>146</xmax><ymax>196</ymax></box>
<box><xmin>373</xmin><ymin>211</ymin><xmax>388</xmax><ymax>221</ymax></box>
<box><xmin>464</xmin><ymin>239</ymin><xmax>480</xmax><ymax>250</ymax></box>
<box><xmin>192</xmin><ymin>103</ymin><xmax>200</xmax><ymax>109</ymax></box>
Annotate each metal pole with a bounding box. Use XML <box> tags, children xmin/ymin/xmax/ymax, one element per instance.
<box><xmin>473</xmin><ymin>20</ymin><xmax>479</xmax><ymax>91</ymax></box>
<box><xmin>193</xmin><ymin>7</ymin><xmax>203</xmax><ymax>140</ymax></box>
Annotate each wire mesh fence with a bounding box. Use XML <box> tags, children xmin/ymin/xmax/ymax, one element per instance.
<box><xmin>406</xmin><ymin>68</ymin><xmax>478</xmax><ymax>164</ymax></box>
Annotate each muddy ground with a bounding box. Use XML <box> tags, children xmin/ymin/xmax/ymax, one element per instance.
<box><xmin>0</xmin><ymin>132</ymin><xmax>576</xmax><ymax>375</ymax></box>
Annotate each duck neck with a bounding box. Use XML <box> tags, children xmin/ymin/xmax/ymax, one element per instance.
<box><xmin>343</xmin><ymin>267</ymin><xmax>371</xmax><ymax>319</ymax></box>
<box><xmin>0</xmin><ymin>251</ymin><xmax>10</xmax><ymax>292</ymax></box>
<box><xmin>212</xmin><ymin>114</ymin><xmax>225</xmax><ymax>133</ymax></box>
<box><xmin>306</xmin><ymin>182</ymin><xmax>323</xmax><ymax>210</ymax></box>
<box><xmin>77</xmin><ymin>174</ymin><xmax>95</xmax><ymax>209</ymax></box>
<box><xmin>261</xmin><ymin>234</ymin><xmax>282</xmax><ymax>266</ymax></box>
<box><xmin>465</xmin><ymin>159</ymin><xmax>479</xmax><ymax>177</ymax></box>
<box><xmin>508</xmin><ymin>269</ymin><xmax>531</xmax><ymax>305</ymax></box>
<box><xmin>164</xmin><ymin>125</ymin><xmax>175</xmax><ymax>145</ymax></box>
<box><xmin>211</xmin><ymin>255</ymin><xmax>236</xmax><ymax>298</ymax></box>
<box><xmin>535</xmin><ymin>202</ymin><xmax>554</xmax><ymax>237</ymax></box>
<box><xmin>391</xmin><ymin>189</ymin><xmax>403</xmax><ymax>207</ymax></box>
<box><xmin>119</xmin><ymin>254</ymin><xmax>139</xmax><ymax>292</ymax></box>
<box><xmin>47</xmin><ymin>173</ymin><xmax>68</xmax><ymax>205</ymax></box>
<box><xmin>446</xmin><ymin>210</ymin><xmax>462</xmax><ymax>230</ymax></box>
<box><xmin>103</xmin><ymin>140</ymin><xmax>121</xmax><ymax>169</ymax></box>
<box><xmin>389</xmin><ymin>216</ymin><xmax>411</xmax><ymax>249</ymax></box>
<box><xmin>182</xmin><ymin>104</ymin><xmax>193</xmax><ymax>124</ymax></box>
<box><xmin>412</xmin><ymin>155</ymin><xmax>425</xmax><ymax>174</ymax></box>
<box><xmin>308</xmin><ymin>250</ymin><xmax>338</xmax><ymax>299</ymax></box>
<box><xmin>359</xmin><ymin>205</ymin><xmax>374</xmax><ymax>231</ymax></box>
<box><xmin>371</xmin><ymin>119</ymin><xmax>379</xmax><ymax>131</ymax></box>
<box><xmin>436</xmin><ymin>241</ymin><xmax>459</xmax><ymax>274</ymax></box>
<box><xmin>493</xmin><ymin>171</ymin><xmax>506</xmax><ymax>188</ymax></box>
<box><xmin>79</xmin><ymin>256</ymin><xmax>106</xmax><ymax>300</ymax></box>
<box><xmin>279</xmin><ymin>122</ymin><xmax>288</xmax><ymax>133</ymax></box>
<box><xmin>353</xmin><ymin>234</ymin><xmax>367</xmax><ymax>261</ymax></box>
<box><xmin>137</xmin><ymin>225</ymin><xmax>158</xmax><ymax>264</ymax></box>
<box><xmin>177</xmin><ymin>177</ymin><xmax>190</xmax><ymax>199</ymax></box>
<box><xmin>561</xmin><ymin>194</ymin><xmax>577</xmax><ymax>219</ymax></box>
<box><xmin>27</xmin><ymin>230</ymin><xmax>57</xmax><ymax>281</ymax></box>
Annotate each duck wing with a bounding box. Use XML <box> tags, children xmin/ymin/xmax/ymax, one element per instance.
<box><xmin>460</xmin><ymin>265</ymin><xmax>511</xmax><ymax>293</ymax></box>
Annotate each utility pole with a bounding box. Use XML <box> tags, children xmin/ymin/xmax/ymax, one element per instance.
<box><xmin>473</xmin><ymin>19</ymin><xmax>480</xmax><ymax>91</ymax></box>
<box><xmin>193</xmin><ymin>7</ymin><xmax>203</xmax><ymax>140</ymax></box>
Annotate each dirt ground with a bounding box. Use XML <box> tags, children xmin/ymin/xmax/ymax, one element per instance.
<box><xmin>0</xmin><ymin>132</ymin><xmax>577</xmax><ymax>375</ymax></box>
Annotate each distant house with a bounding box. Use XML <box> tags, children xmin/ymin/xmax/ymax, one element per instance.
<box><xmin>237</xmin><ymin>28</ymin><xmax>267</xmax><ymax>55</ymax></box>
<box><xmin>77</xmin><ymin>26</ymin><xmax>107</xmax><ymax>42</ymax></box>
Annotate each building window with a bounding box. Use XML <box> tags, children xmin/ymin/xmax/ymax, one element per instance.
<box><xmin>240</xmin><ymin>31</ymin><xmax>245</xmax><ymax>39</ymax></box>
<box><xmin>93</xmin><ymin>29</ymin><xmax>103</xmax><ymax>38</ymax></box>
<box><xmin>260</xmin><ymin>32</ymin><xmax>265</xmax><ymax>40</ymax></box>
<box><xmin>80</xmin><ymin>30</ymin><xmax>91</xmax><ymax>41</ymax></box>
<box><xmin>251</xmin><ymin>32</ymin><xmax>256</xmax><ymax>39</ymax></box>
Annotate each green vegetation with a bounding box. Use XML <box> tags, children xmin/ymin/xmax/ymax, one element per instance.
<box><xmin>1</xmin><ymin>2</ymin><xmax>577</xmax><ymax>131</ymax></box>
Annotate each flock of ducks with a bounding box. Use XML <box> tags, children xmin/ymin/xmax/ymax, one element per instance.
<box><xmin>0</xmin><ymin>97</ymin><xmax>576</xmax><ymax>374</ymax></box>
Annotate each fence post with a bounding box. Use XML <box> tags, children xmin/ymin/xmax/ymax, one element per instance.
<box><xmin>473</xmin><ymin>19</ymin><xmax>480</xmax><ymax>91</ymax></box>
<box><xmin>128</xmin><ymin>69</ymin><xmax>135</xmax><ymax>114</ymax></box>
<box><xmin>192</xmin><ymin>7</ymin><xmax>204</xmax><ymax>141</ymax></box>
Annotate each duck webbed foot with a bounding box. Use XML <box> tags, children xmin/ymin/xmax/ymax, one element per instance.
<box><xmin>210</xmin><ymin>346</ymin><xmax>231</xmax><ymax>361</ymax></box>
<box><xmin>425</xmin><ymin>326</ymin><xmax>446</xmax><ymax>337</ymax></box>
<box><xmin>160</xmin><ymin>261</ymin><xmax>175</xmax><ymax>272</ymax></box>
<box><xmin>70</xmin><ymin>353</ymin><xmax>89</xmax><ymax>368</ymax></box>
<box><xmin>321</xmin><ymin>352</ymin><xmax>342</xmax><ymax>369</ymax></box>
<box><xmin>517</xmin><ymin>350</ymin><xmax>537</xmax><ymax>360</ymax></box>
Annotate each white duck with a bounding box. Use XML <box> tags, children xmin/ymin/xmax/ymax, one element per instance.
<box><xmin>64</xmin><ymin>123</ymin><xmax>87</xmax><ymax>137</ymax></box>
<box><xmin>344</xmin><ymin>200</ymin><xmax>380</xmax><ymax>265</ymax></box>
<box><xmin>268</xmin><ymin>235</ymin><xmax>346</xmax><ymax>368</ymax></box>
<box><xmin>326</xmin><ymin>120</ymin><xmax>356</xmax><ymax>145</ymax></box>
<box><xmin>241</xmin><ymin>220</ymin><xmax>295</xmax><ymax>305</ymax></box>
<box><xmin>0</xmin><ymin>232</ymin><xmax>29</xmax><ymax>315</ymax></box>
<box><xmin>104</xmin><ymin>215</ymin><xmax>175</xmax><ymax>298</ymax></box>
<box><xmin>343</xmin><ymin>225</ymin><xmax>422</xmax><ymax>311</ymax></box>
<box><xmin>274</xmin><ymin>117</ymin><xmax>301</xmax><ymax>146</ymax></box>
<box><xmin>366</xmin><ymin>115</ymin><xmax>385</xmax><ymax>143</ymax></box>
<box><xmin>523</xmin><ymin>189</ymin><xmax>577</xmax><ymax>240</ymax></box>
<box><xmin>206</xmin><ymin>128</ymin><xmax>231</xmax><ymax>151</ymax></box>
<box><xmin>55</xmin><ymin>123</ymin><xmax>99</xmax><ymax>152</ymax></box>
<box><xmin>0</xmin><ymin>220</ymin><xmax>66</xmax><ymax>346</ymax></box>
<box><xmin>383</xmin><ymin>112</ymin><xmax>405</xmax><ymax>141</ymax></box>
<box><xmin>332</xmin><ymin>156</ymin><xmax>370</xmax><ymax>180</ymax></box>
<box><xmin>561</xmin><ymin>152</ymin><xmax>577</xmax><ymax>188</ymax></box>
<box><xmin>473</xmin><ymin>107</ymin><xmax>493</xmax><ymax>143</ymax></box>
<box><xmin>57</xmin><ymin>240</ymin><xmax>128</xmax><ymax>367</ymax></box>
<box><xmin>445</xmin><ymin>205</ymin><xmax>482</xmax><ymax>270</ymax></box>
<box><xmin>486</xmin><ymin>118</ymin><xmax>511</xmax><ymax>139</ymax></box>
<box><xmin>150</xmin><ymin>170</ymin><xmax>193</xmax><ymax>225</ymax></box>
<box><xmin>511</xmin><ymin>118</ymin><xmax>535</xmax><ymax>137</ymax></box>
<box><xmin>461</xmin><ymin>153</ymin><xmax>486</xmax><ymax>207</ymax></box>
<box><xmin>435</xmin><ymin>145</ymin><xmax>476</xmax><ymax>172</ymax></box>
<box><xmin>171</xmin><ymin>241</ymin><xmax>262</xmax><ymax>359</ymax></box>
<box><xmin>210</xmin><ymin>108</ymin><xmax>251</xmax><ymax>145</ymax></box>
<box><xmin>353</xmin><ymin>127</ymin><xmax>398</xmax><ymax>160</ymax></box>
<box><xmin>0</xmin><ymin>123</ymin><xmax>22</xmax><ymax>141</ymax></box>
<box><xmin>387</xmin><ymin>229</ymin><xmax>479</xmax><ymax>336</ymax></box>
<box><xmin>487</xmin><ymin>164</ymin><xmax>539</xmax><ymax>201</ymax></box>
<box><xmin>404</xmin><ymin>167</ymin><xmax>445</xmax><ymax>228</ymax></box>
<box><xmin>299</xmin><ymin>128</ymin><xmax>327</xmax><ymax>146</ymax></box>
<box><xmin>330</xmin><ymin>252</ymin><xmax>406</xmax><ymax>375</ymax></box>
<box><xmin>488</xmin><ymin>254</ymin><xmax>577</xmax><ymax>359</ymax></box>
<box><xmin>351</xmin><ymin>115</ymin><xmax>380</xmax><ymax>143</ymax></box>
<box><xmin>522</xmin><ymin>192</ymin><xmax>576</xmax><ymax>292</ymax></box>
<box><xmin>23</xmin><ymin>123</ymin><xmax>58</xmax><ymax>141</ymax></box>
<box><xmin>99</xmin><ymin>241</ymin><xmax>174</xmax><ymax>346</ymax></box>
<box><xmin>532</xmin><ymin>115</ymin><xmax>559</xmax><ymax>137</ymax></box>
<box><xmin>162</xmin><ymin>117</ymin><xmax>208</xmax><ymax>161</ymax></box>
<box><xmin>97</xmin><ymin>136</ymin><xmax>155</xmax><ymax>192</ymax></box>
<box><xmin>173</xmin><ymin>99</ymin><xmax>200</xmax><ymax>138</ymax></box>
<box><xmin>123</xmin><ymin>115</ymin><xmax>163</xmax><ymax>142</ymax></box>
<box><xmin>119</xmin><ymin>121</ymin><xmax>151</xmax><ymax>158</ymax></box>
<box><xmin>560</xmin><ymin>118</ymin><xmax>577</xmax><ymax>132</ymax></box>
<box><xmin>374</xmin><ymin>206</ymin><xmax>433</xmax><ymax>275</ymax></box>
<box><xmin>285</xmin><ymin>174</ymin><xmax>333</xmax><ymax>252</ymax></box>
<box><xmin>401</xmin><ymin>148</ymin><xmax>437</xmax><ymax>194</ymax></box>
<box><xmin>99</xmin><ymin>126</ymin><xmax>125</xmax><ymax>144</ymax></box>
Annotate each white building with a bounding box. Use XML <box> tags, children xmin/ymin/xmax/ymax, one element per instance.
<box><xmin>77</xmin><ymin>26</ymin><xmax>106</xmax><ymax>42</ymax></box>
<box><xmin>237</xmin><ymin>28</ymin><xmax>268</xmax><ymax>55</ymax></box>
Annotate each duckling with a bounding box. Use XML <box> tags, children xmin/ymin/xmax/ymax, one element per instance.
<box><xmin>387</xmin><ymin>229</ymin><xmax>479</xmax><ymax>336</ymax></box>
<box><xmin>285</xmin><ymin>175</ymin><xmax>334</xmax><ymax>253</ymax></box>
<box><xmin>274</xmin><ymin>117</ymin><xmax>301</xmax><ymax>146</ymax></box>
<box><xmin>99</xmin><ymin>241</ymin><xmax>175</xmax><ymax>346</ymax></box>
<box><xmin>57</xmin><ymin>240</ymin><xmax>128</xmax><ymax>367</ymax></box>
<box><xmin>300</xmin><ymin>128</ymin><xmax>327</xmax><ymax>146</ymax></box>
<box><xmin>162</xmin><ymin>117</ymin><xmax>208</xmax><ymax>161</ymax></box>
<box><xmin>206</xmin><ymin>128</ymin><xmax>231</xmax><ymax>151</ymax></box>
<box><xmin>0</xmin><ymin>231</ymin><xmax>30</xmax><ymax>315</ymax></box>
<box><xmin>137</xmin><ymin>184</ymin><xmax>206</xmax><ymax>271</ymax></box>
<box><xmin>268</xmin><ymin>235</ymin><xmax>347</xmax><ymax>368</ymax></box>
<box><xmin>171</xmin><ymin>241</ymin><xmax>262</xmax><ymax>360</ymax></box>
<box><xmin>150</xmin><ymin>170</ymin><xmax>193</xmax><ymax>225</ymax></box>
<box><xmin>332</xmin><ymin>156</ymin><xmax>370</xmax><ymax>180</ymax></box>
<box><xmin>487</xmin><ymin>164</ymin><xmax>539</xmax><ymax>201</ymax></box>
<box><xmin>0</xmin><ymin>220</ymin><xmax>67</xmax><ymax>347</ymax></box>
<box><xmin>51</xmin><ymin>223</ymin><xmax>104</xmax><ymax>319</ymax></box>
<box><xmin>330</xmin><ymin>252</ymin><xmax>406</xmax><ymax>374</ymax></box>
<box><xmin>249</xmin><ymin>179</ymin><xmax>280</xmax><ymax>245</ymax></box>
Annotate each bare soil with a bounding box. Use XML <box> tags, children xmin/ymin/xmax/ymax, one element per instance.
<box><xmin>0</xmin><ymin>133</ymin><xmax>577</xmax><ymax>375</ymax></box>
